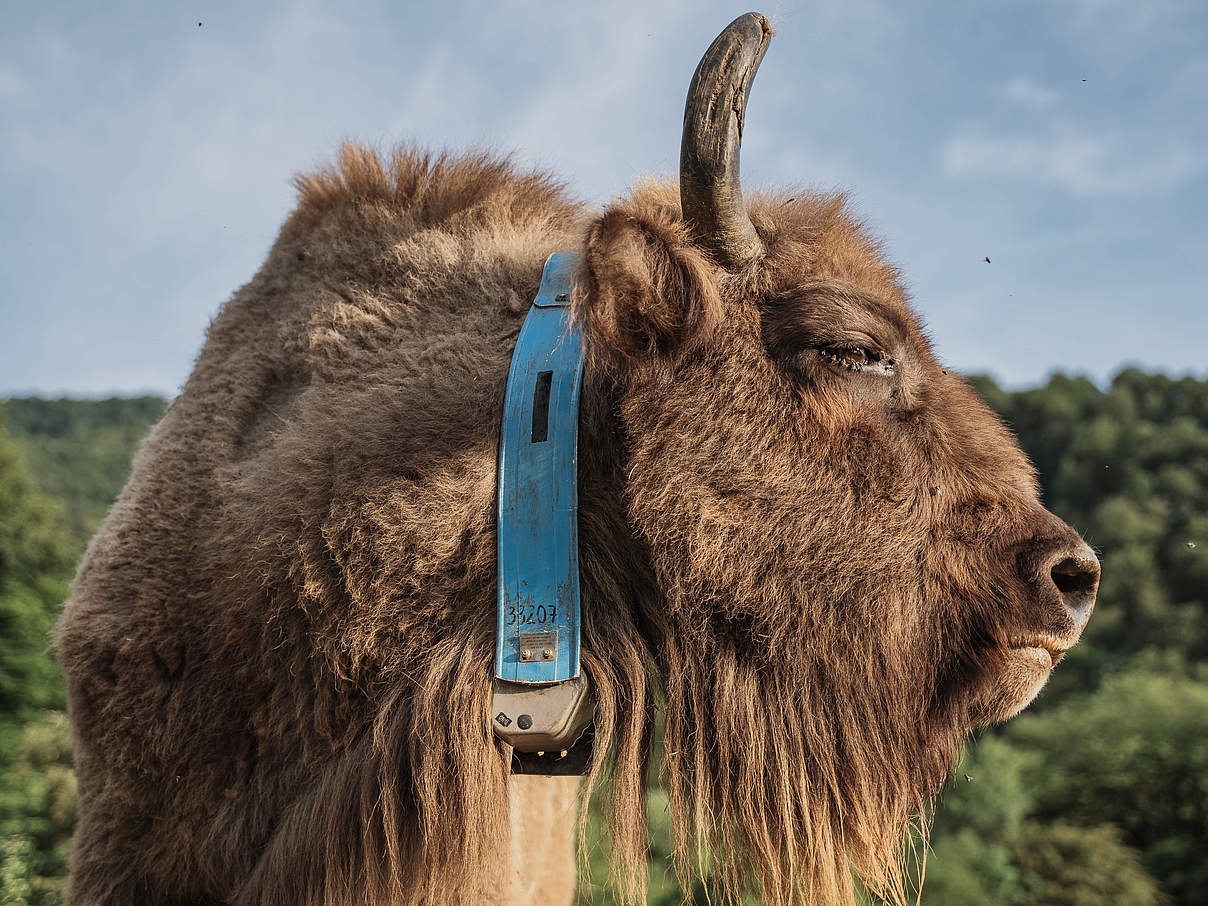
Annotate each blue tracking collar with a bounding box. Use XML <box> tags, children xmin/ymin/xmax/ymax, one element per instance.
<box><xmin>495</xmin><ymin>252</ymin><xmax>585</xmax><ymax>685</ymax></box>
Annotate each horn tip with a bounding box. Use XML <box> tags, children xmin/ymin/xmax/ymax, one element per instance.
<box><xmin>736</xmin><ymin>11</ymin><xmax>775</xmax><ymax>38</ymax></box>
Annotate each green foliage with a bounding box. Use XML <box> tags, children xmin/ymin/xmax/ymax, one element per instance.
<box><xmin>0</xmin><ymin>397</ymin><xmax>164</xmax><ymax>545</ymax></box>
<box><xmin>1010</xmin><ymin>822</ymin><xmax>1163</xmax><ymax>906</ymax></box>
<box><xmin>1</xmin><ymin>835</ymin><xmax>36</xmax><ymax>906</ymax></box>
<box><xmin>924</xmin><ymin>828</ymin><xmax>1022</xmax><ymax>906</ymax></box>
<box><xmin>931</xmin><ymin>737</ymin><xmax>1036</xmax><ymax>840</ymax></box>
<box><xmin>1007</xmin><ymin>665</ymin><xmax>1208</xmax><ymax>905</ymax></box>
<box><xmin>0</xmin><ymin>714</ymin><xmax>74</xmax><ymax>906</ymax></box>
<box><xmin>921</xmin><ymin>708</ymin><xmax>1175</xmax><ymax>905</ymax></box>
<box><xmin>922</xmin><ymin>737</ymin><xmax>1031</xmax><ymax>905</ymax></box>
<box><xmin>0</xmin><ymin>425</ymin><xmax>74</xmax><ymax>735</ymax></box>
<box><xmin>0</xmin><ymin>415</ymin><xmax>84</xmax><ymax>906</ymax></box>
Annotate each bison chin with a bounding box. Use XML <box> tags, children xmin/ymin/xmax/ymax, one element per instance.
<box><xmin>968</xmin><ymin>647</ymin><xmax>1058</xmax><ymax>725</ymax></box>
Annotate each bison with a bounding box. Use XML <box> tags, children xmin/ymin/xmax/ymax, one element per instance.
<box><xmin>57</xmin><ymin>12</ymin><xmax>1099</xmax><ymax>906</ymax></box>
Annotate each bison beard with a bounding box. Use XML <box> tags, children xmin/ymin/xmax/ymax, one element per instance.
<box><xmin>57</xmin><ymin>13</ymin><xmax>1102</xmax><ymax>898</ymax></box>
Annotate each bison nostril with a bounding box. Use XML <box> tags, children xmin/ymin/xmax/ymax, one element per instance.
<box><xmin>1050</xmin><ymin>555</ymin><xmax>1099</xmax><ymax>629</ymax></box>
<box><xmin>1051</xmin><ymin>558</ymin><xmax>1096</xmax><ymax>596</ymax></box>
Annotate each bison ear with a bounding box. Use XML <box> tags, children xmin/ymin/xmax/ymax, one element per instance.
<box><xmin>580</xmin><ymin>203</ymin><xmax>723</xmax><ymax>369</ymax></box>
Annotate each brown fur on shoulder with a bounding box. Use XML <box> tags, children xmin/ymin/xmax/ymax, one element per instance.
<box><xmin>59</xmin><ymin>144</ymin><xmax>1097</xmax><ymax>906</ymax></box>
<box><xmin>60</xmin><ymin>145</ymin><xmax>593</xmax><ymax>906</ymax></box>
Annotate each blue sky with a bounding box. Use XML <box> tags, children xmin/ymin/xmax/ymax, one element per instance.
<box><xmin>2</xmin><ymin>0</ymin><xmax>1205</xmax><ymax>396</ymax></box>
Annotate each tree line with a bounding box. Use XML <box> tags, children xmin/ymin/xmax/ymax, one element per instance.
<box><xmin>1</xmin><ymin>371</ymin><xmax>1205</xmax><ymax>905</ymax></box>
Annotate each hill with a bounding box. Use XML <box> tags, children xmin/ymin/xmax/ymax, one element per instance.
<box><xmin>1</xmin><ymin>397</ymin><xmax>165</xmax><ymax>544</ymax></box>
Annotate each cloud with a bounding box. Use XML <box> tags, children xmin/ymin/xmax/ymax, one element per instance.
<box><xmin>1002</xmin><ymin>76</ymin><xmax>1061</xmax><ymax>110</ymax></box>
<box><xmin>2</xmin><ymin>0</ymin><xmax>1205</xmax><ymax>394</ymax></box>
<box><xmin>0</xmin><ymin>62</ymin><xmax>31</xmax><ymax>105</ymax></box>
<box><xmin>941</xmin><ymin>130</ymin><xmax>1198</xmax><ymax>196</ymax></box>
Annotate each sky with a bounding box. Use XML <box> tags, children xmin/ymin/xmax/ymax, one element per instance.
<box><xmin>1</xmin><ymin>0</ymin><xmax>1205</xmax><ymax>397</ymax></box>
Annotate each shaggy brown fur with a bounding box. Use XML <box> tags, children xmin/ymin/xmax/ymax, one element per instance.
<box><xmin>58</xmin><ymin>144</ymin><xmax>1097</xmax><ymax>906</ymax></box>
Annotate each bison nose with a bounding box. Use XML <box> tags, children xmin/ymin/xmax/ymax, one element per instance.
<box><xmin>1044</xmin><ymin>543</ymin><xmax>1100</xmax><ymax>633</ymax></box>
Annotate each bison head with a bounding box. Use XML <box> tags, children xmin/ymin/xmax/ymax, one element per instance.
<box><xmin>573</xmin><ymin>12</ymin><xmax>1099</xmax><ymax>905</ymax></box>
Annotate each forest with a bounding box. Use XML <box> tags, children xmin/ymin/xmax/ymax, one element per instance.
<box><xmin>1</xmin><ymin>370</ymin><xmax>1205</xmax><ymax>905</ymax></box>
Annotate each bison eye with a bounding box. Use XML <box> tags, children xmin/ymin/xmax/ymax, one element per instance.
<box><xmin>818</xmin><ymin>345</ymin><xmax>893</xmax><ymax>373</ymax></box>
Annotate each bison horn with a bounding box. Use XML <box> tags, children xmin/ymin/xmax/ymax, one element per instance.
<box><xmin>680</xmin><ymin>12</ymin><xmax>772</xmax><ymax>270</ymax></box>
